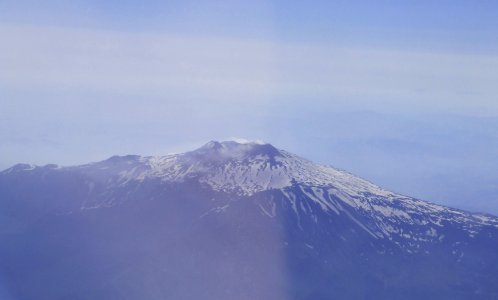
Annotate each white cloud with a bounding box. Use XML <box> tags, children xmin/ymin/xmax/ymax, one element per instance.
<box><xmin>228</xmin><ymin>137</ymin><xmax>266</xmax><ymax>145</ymax></box>
<box><xmin>1</xmin><ymin>23</ymin><xmax>498</xmax><ymax>115</ymax></box>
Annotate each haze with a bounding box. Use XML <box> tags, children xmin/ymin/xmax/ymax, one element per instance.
<box><xmin>1</xmin><ymin>0</ymin><xmax>497</xmax><ymax>213</ymax></box>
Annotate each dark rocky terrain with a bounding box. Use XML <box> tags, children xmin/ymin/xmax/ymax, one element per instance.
<box><xmin>1</xmin><ymin>141</ymin><xmax>497</xmax><ymax>300</ymax></box>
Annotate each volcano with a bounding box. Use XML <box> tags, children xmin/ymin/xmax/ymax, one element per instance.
<box><xmin>1</xmin><ymin>140</ymin><xmax>497</xmax><ymax>299</ymax></box>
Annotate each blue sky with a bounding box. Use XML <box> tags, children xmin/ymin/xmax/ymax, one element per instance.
<box><xmin>1</xmin><ymin>1</ymin><xmax>498</xmax><ymax>213</ymax></box>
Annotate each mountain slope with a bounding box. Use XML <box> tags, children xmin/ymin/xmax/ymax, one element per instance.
<box><xmin>0</xmin><ymin>141</ymin><xmax>497</xmax><ymax>300</ymax></box>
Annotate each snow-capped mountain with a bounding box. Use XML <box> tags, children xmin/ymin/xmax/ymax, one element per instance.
<box><xmin>1</xmin><ymin>141</ymin><xmax>497</xmax><ymax>300</ymax></box>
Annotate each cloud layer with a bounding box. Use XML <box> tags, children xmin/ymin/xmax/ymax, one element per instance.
<box><xmin>2</xmin><ymin>23</ymin><xmax>498</xmax><ymax>115</ymax></box>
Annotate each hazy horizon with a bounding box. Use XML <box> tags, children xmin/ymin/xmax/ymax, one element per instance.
<box><xmin>1</xmin><ymin>1</ymin><xmax>497</xmax><ymax>214</ymax></box>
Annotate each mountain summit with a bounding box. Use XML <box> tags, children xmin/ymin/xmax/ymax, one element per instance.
<box><xmin>1</xmin><ymin>140</ymin><xmax>497</xmax><ymax>299</ymax></box>
<box><xmin>78</xmin><ymin>140</ymin><xmax>397</xmax><ymax>198</ymax></box>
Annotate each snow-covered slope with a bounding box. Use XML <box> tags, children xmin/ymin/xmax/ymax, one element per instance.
<box><xmin>105</xmin><ymin>140</ymin><xmax>397</xmax><ymax>196</ymax></box>
<box><xmin>1</xmin><ymin>140</ymin><xmax>498</xmax><ymax>299</ymax></box>
<box><xmin>5</xmin><ymin>140</ymin><xmax>497</xmax><ymax>244</ymax></box>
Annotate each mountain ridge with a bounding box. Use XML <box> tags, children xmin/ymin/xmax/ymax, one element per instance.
<box><xmin>1</xmin><ymin>140</ymin><xmax>498</xmax><ymax>299</ymax></box>
<box><xmin>2</xmin><ymin>141</ymin><xmax>497</xmax><ymax>242</ymax></box>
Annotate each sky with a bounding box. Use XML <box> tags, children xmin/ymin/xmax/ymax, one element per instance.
<box><xmin>1</xmin><ymin>1</ymin><xmax>498</xmax><ymax>213</ymax></box>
